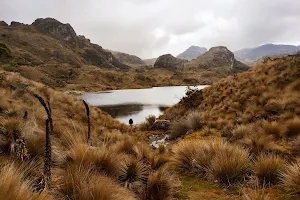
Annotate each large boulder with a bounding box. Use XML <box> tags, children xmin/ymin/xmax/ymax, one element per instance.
<box><xmin>154</xmin><ymin>54</ymin><xmax>187</xmax><ymax>70</ymax></box>
<box><xmin>152</xmin><ymin>120</ymin><xmax>171</xmax><ymax>130</ymax></box>
<box><xmin>0</xmin><ymin>21</ymin><xmax>8</xmax><ymax>27</ymax></box>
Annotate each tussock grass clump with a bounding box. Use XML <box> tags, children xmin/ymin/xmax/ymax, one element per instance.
<box><xmin>67</xmin><ymin>143</ymin><xmax>121</xmax><ymax>177</ymax></box>
<box><xmin>242</xmin><ymin>187</ymin><xmax>269</xmax><ymax>200</ymax></box>
<box><xmin>242</xmin><ymin>133</ymin><xmax>277</xmax><ymax>155</ymax></box>
<box><xmin>260</xmin><ymin>121</ymin><xmax>284</xmax><ymax>139</ymax></box>
<box><xmin>173</xmin><ymin>139</ymin><xmax>250</xmax><ymax>185</ymax></box>
<box><xmin>187</xmin><ymin>112</ymin><xmax>203</xmax><ymax>130</ymax></box>
<box><xmin>56</xmin><ymin>166</ymin><xmax>135</xmax><ymax>200</ymax></box>
<box><xmin>231</xmin><ymin>124</ymin><xmax>253</xmax><ymax>141</ymax></box>
<box><xmin>146</xmin><ymin>169</ymin><xmax>179</xmax><ymax>200</ymax></box>
<box><xmin>207</xmin><ymin>142</ymin><xmax>250</xmax><ymax>185</ymax></box>
<box><xmin>138</xmin><ymin>115</ymin><xmax>156</xmax><ymax>131</ymax></box>
<box><xmin>149</xmin><ymin>154</ymin><xmax>171</xmax><ymax>170</ymax></box>
<box><xmin>119</xmin><ymin>158</ymin><xmax>149</xmax><ymax>186</ymax></box>
<box><xmin>252</xmin><ymin>154</ymin><xmax>284</xmax><ymax>185</ymax></box>
<box><xmin>0</xmin><ymin>163</ymin><xmax>52</xmax><ymax>200</ymax></box>
<box><xmin>169</xmin><ymin>120</ymin><xmax>190</xmax><ymax>140</ymax></box>
<box><xmin>280</xmin><ymin>159</ymin><xmax>300</xmax><ymax>194</ymax></box>
<box><xmin>285</xmin><ymin>117</ymin><xmax>300</xmax><ymax>137</ymax></box>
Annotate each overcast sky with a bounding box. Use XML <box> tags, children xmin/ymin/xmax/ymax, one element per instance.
<box><xmin>0</xmin><ymin>0</ymin><xmax>300</xmax><ymax>59</ymax></box>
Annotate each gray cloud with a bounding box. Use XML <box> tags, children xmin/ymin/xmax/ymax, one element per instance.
<box><xmin>0</xmin><ymin>0</ymin><xmax>299</xmax><ymax>58</ymax></box>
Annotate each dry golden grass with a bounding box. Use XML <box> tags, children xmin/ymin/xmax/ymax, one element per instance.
<box><xmin>0</xmin><ymin>163</ymin><xmax>52</xmax><ymax>200</ymax></box>
<box><xmin>252</xmin><ymin>154</ymin><xmax>284</xmax><ymax>186</ymax></box>
<box><xmin>285</xmin><ymin>117</ymin><xmax>300</xmax><ymax>137</ymax></box>
<box><xmin>173</xmin><ymin>139</ymin><xmax>250</xmax><ymax>185</ymax></box>
<box><xmin>280</xmin><ymin>159</ymin><xmax>300</xmax><ymax>194</ymax></box>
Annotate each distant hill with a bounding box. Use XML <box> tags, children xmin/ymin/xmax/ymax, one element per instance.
<box><xmin>186</xmin><ymin>46</ymin><xmax>249</xmax><ymax>74</ymax></box>
<box><xmin>143</xmin><ymin>58</ymin><xmax>157</xmax><ymax>66</ymax></box>
<box><xmin>234</xmin><ymin>44</ymin><xmax>300</xmax><ymax>64</ymax></box>
<box><xmin>0</xmin><ymin>18</ymin><xmax>130</xmax><ymax>87</ymax></box>
<box><xmin>109</xmin><ymin>51</ymin><xmax>146</xmax><ymax>67</ymax></box>
<box><xmin>177</xmin><ymin>46</ymin><xmax>207</xmax><ymax>61</ymax></box>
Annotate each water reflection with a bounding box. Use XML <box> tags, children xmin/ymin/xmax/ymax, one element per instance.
<box><xmin>82</xmin><ymin>85</ymin><xmax>207</xmax><ymax>124</ymax></box>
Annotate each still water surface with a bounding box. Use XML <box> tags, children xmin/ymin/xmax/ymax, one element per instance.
<box><xmin>81</xmin><ymin>86</ymin><xmax>207</xmax><ymax>124</ymax></box>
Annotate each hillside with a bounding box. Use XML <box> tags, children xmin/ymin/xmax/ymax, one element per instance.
<box><xmin>0</xmin><ymin>69</ymin><xmax>187</xmax><ymax>199</ymax></box>
<box><xmin>143</xmin><ymin>58</ymin><xmax>157</xmax><ymax>66</ymax></box>
<box><xmin>234</xmin><ymin>44</ymin><xmax>300</xmax><ymax>64</ymax></box>
<box><xmin>177</xmin><ymin>46</ymin><xmax>207</xmax><ymax>61</ymax></box>
<box><xmin>151</xmin><ymin>53</ymin><xmax>300</xmax><ymax>198</ymax></box>
<box><xmin>109</xmin><ymin>51</ymin><xmax>147</xmax><ymax>67</ymax></box>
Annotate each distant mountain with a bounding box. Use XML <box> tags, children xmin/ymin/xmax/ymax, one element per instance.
<box><xmin>186</xmin><ymin>46</ymin><xmax>249</xmax><ymax>73</ymax></box>
<box><xmin>143</xmin><ymin>58</ymin><xmax>157</xmax><ymax>66</ymax></box>
<box><xmin>177</xmin><ymin>46</ymin><xmax>207</xmax><ymax>61</ymax></box>
<box><xmin>154</xmin><ymin>54</ymin><xmax>187</xmax><ymax>70</ymax></box>
<box><xmin>234</xmin><ymin>44</ymin><xmax>300</xmax><ymax>64</ymax></box>
<box><xmin>109</xmin><ymin>51</ymin><xmax>146</xmax><ymax>67</ymax></box>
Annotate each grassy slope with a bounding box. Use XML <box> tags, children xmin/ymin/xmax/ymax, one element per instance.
<box><xmin>157</xmin><ymin>54</ymin><xmax>300</xmax><ymax>199</ymax></box>
<box><xmin>0</xmin><ymin>70</ymin><xmax>182</xmax><ymax>199</ymax></box>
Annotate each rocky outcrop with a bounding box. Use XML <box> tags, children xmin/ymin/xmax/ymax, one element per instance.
<box><xmin>152</xmin><ymin>120</ymin><xmax>171</xmax><ymax>130</ymax></box>
<box><xmin>186</xmin><ymin>46</ymin><xmax>249</xmax><ymax>73</ymax></box>
<box><xmin>32</xmin><ymin>18</ymin><xmax>77</xmax><ymax>47</ymax></box>
<box><xmin>177</xmin><ymin>46</ymin><xmax>207</xmax><ymax>61</ymax></box>
<box><xmin>154</xmin><ymin>54</ymin><xmax>187</xmax><ymax>70</ymax></box>
<box><xmin>29</xmin><ymin>18</ymin><xmax>129</xmax><ymax>71</ymax></box>
<box><xmin>0</xmin><ymin>21</ymin><xmax>8</xmax><ymax>27</ymax></box>
<box><xmin>10</xmin><ymin>21</ymin><xmax>25</xmax><ymax>26</ymax></box>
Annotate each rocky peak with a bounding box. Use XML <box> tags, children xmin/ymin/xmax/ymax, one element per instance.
<box><xmin>154</xmin><ymin>54</ymin><xmax>187</xmax><ymax>70</ymax></box>
<box><xmin>32</xmin><ymin>18</ymin><xmax>77</xmax><ymax>47</ymax></box>
<box><xmin>177</xmin><ymin>46</ymin><xmax>207</xmax><ymax>60</ymax></box>
<box><xmin>10</xmin><ymin>21</ymin><xmax>25</xmax><ymax>26</ymax></box>
<box><xmin>0</xmin><ymin>21</ymin><xmax>8</xmax><ymax>27</ymax></box>
<box><xmin>186</xmin><ymin>46</ymin><xmax>249</xmax><ymax>73</ymax></box>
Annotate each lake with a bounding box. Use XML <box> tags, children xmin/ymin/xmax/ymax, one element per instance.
<box><xmin>81</xmin><ymin>85</ymin><xmax>207</xmax><ymax>124</ymax></box>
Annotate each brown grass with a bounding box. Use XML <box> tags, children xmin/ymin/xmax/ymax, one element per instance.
<box><xmin>252</xmin><ymin>154</ymin><xmax>284</xmax><ymax>186</ymax></box>
<box><xmin>0</xmin><ymin>163</ymin><xmax>52</xmax><ymax>200</ymax></box>
<box><xmin>280</xmin><ymin>159</ymin><xmax>300</xmax><ymax>194</ymax></box>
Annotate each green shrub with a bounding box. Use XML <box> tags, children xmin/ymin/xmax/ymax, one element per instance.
<box><xmin>2</xmin><ymin>64</ymin><xmax>19</xmax><ymax>72</ymax></box>
<box><xmin>0</xmin><ymin>43</ymin><xmax>11</xmax><ymax>58</ymax></box>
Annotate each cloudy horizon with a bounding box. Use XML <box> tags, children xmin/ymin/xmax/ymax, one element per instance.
<box><xmin>0</xmin><ymin>0</ymin><xmax>299</xmax><ymax>59</ymax></box>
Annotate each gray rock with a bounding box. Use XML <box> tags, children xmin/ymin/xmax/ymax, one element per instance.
<box><xmin>152</xmin><ymin>120</ymin><xmax>171</xmax><ymax>130</ymax></box>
